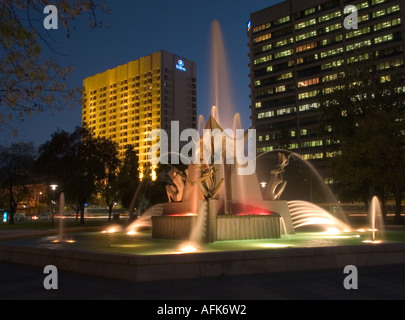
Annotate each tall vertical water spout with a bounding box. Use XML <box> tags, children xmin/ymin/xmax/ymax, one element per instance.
<box><xmin>369</xmin><ymin>196</ymin><xmax>385</xmax><ymax>243</ymax></box>
<box><xmin>210</xmin><ymin>20</ymin><xmax>235</xmax><ymax>130</ymax></box>
<box><xmin>59</xmin><ymin>192</ymin><xmax>65</xmax><ymax>242</ymax></box>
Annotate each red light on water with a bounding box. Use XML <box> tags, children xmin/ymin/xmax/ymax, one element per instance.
<box><xmin>236</xmin><ymin>212</ymin><xmax>272</xmax><ymax>216</ymax></box>
<box><xmin>168</xmin><ymin>213</ymin><xmax>198</xmax><ymax>217</ymax></box>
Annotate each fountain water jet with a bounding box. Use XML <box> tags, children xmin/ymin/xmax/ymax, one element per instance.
<box><xmin>59</xmin><ymin>192</ymin><xmax>65</xmax><ymax>242</ymax></box>
<box><xmin>198</xmin><ymin>115</ymin><xmax>206</xmax><ymax>137</ymax></box>
<box><xmin>52</xmin><ymin>192</ymin><xmax>76</xmax><ymax>244</ymax></box>
<box><xmin>209</xmin><ymin>20</ymin><xmax>236</xmax><ymax>130</ymax></box>
<box><xmin>288</xmin><ymin>200</ymin><xmax>351</xmax><ymax>232</ymax></box>
<box><xmin>126</xmin><ymin>204</ymin><xmax>164</xmax><ymax>235</ymax></box>
<box><xmin>364</xmin><ymin>196</ymin><xmax>385</xmax><ymax>244</ymax></box>
<box><xmin>257</xmin><ymin>149</ymin><xmax>349</xmax><ymax>227</ymax></box>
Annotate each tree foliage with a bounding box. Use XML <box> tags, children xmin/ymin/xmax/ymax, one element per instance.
<box><xmin>0</xmin><ymin>142</ymin><xmax>36</xmax><ymax>224</ymax></box>
<box><xmin>116</xmin><ymin>145</ymin><xmax>140</xmax><ymax>213</ymax></box>
<box><xmin>320</xmin><ymin>59</ymin><xmax>405</xmax><ymax>221</ymax></box>
<box><xmin>0</xmin><ymin>0</ymin><xmax>108</xmax><ymax>132</ymax></box>
<box><xmin>35</xmin><ymin>126</ymin><xmax>119</xmax><ymax>224</ymax></box>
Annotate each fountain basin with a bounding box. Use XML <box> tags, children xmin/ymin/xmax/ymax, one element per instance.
<box><xmin>2</xmin><ymin>231</ymin><xmax>405</xmax><ymax>283</ymax></box>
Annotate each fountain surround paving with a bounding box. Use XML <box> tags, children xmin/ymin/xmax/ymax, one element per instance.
<box><xmin>2</xmin><ymin>229</ymin><xmax>405</xmax><ymax>283</ymax></box>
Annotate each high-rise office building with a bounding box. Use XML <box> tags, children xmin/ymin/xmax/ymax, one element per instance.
<box><xmin>83</xmin><ymin>51</ymin><xmax>197</xmax><ymax>179</ymax></box>
<box><xmin>248</xmin><ymin>0</ymin><xmax>405</xmax><ymax>181</ymax></box>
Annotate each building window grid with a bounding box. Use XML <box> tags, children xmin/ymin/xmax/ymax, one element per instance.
<box><xmin>250</xmin><ymin>0</ymin><xmax>404</xmax><ymax>158</ymax></box>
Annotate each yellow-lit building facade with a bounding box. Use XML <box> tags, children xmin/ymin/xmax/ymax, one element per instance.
<box><xmin>83</xmin><ymin>51</ymin><xmax>197</xmax><ymax>179</ymax></box>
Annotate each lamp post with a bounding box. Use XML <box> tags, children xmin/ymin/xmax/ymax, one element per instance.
<box><xmin>50</xmin><ymin>184</ymin><xmax>58</xmax><ymax>229</ymax></box>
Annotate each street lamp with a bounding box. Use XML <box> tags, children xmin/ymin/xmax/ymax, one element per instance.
<box><xmin>50</xmin><ymin>184</ymin><xmax>58</xmax><ymax>228</ymax></box>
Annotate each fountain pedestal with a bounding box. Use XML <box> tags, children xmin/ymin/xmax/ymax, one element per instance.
<box><xmin>152</xmin><ymin>199</ymin><xmax>221</xmax><ymax>243</ymax></box>
<box><xmin>201</xmin><ymin>199</ymin><xmax>222</xmax><ymax>243</ymax></box>
<box><xmin>261</xmin><ymin>201</ymin><xmax>295</xmax><ymax>235</ymax></box>
<box><xmin>216</xmin><ymin>214</ymin><xmax>281</xmax><ymax>241</ymax></box>
<box><xmin>152</xmin><ymin>215</ymin><xmax>196</xmax><ymax>241</ymax></box>
<box><xmin>152</xmin><ymin>116</ymin><xmax>295</xmax><ymax>243</ymax></box>
<box><xmin>152</xmin><ymin>199</ymin><xmax>283</xmax><ymax>243</ymax></box>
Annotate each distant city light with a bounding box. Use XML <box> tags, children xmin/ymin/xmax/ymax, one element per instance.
<box><xmin>3</xmin><ymin>212</ymin><xmax>8</xmax><ymax>223</ymax></box>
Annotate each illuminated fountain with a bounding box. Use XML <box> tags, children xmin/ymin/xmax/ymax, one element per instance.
<box><xmin>362</xmin><ymin>196</ymin><xmax>385</xmax><ymax>244</ymax></box>
<box><xmin>151</xmin><ymin>113</ymin><xmax>288</xmax><ymax>244</ymax></box>
<box><xmin>5</xmin><ymin>21</ymin><xmax>402</xmax><ymax>287</ymax></box>
<box><xmin>100</xmin><ymin>20</ymin><xmax>385</xmax><ymax>250</ymax></box>
<box><xmin>52</xmin><ymin>192</ymin><xmax>75</xmax><ymax>244</ymax></box>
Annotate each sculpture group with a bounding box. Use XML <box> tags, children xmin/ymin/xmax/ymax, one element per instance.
<box><xmin>166</xmin><ymin>146</ymin><xmax>291</xmax><ymax>204</ymax></box>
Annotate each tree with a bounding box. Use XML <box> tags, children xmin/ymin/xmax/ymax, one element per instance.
<box><xmin>0</xmin><ymin>0</ymin><xmax>108</xmax><ymax>132</ymax></box>
<box><xmin>144</xmin><ymin>165</ymin><xmax>173</xmax><ymax>206</ymax></box>
<box><xmin>97</xmin><ymin>140</ymin><xmax>120</xmax><ymax>222</ymax></box>
<box><xmin>36</xmin><ymin>126</ymin><xmax>119</xmax><ymax>224</ymax></box>
<box><xmin>116</xmin><ymin>145</ymin><xmax>140</xmax><ymax>218</ymax></box>
<box><xmin>320</xmin><ymin>58</ymin><xmax>405</xmax><ymax>222</ymax></box>
<box><xmin>0</xmin><ymin>142</ymin><xmax>36</xmax><ymax>224</ymax></box>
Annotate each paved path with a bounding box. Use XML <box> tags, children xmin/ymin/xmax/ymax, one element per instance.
<box><xmin>1</xmin><ymin>262</ymin><xmax>405</xmax><ymax>300</ymax></box>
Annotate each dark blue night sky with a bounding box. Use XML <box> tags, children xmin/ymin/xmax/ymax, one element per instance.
<box><xmin>2</xmin><ymin>0</ymin><xmax>282</xmax><ymax>147</ymax></box>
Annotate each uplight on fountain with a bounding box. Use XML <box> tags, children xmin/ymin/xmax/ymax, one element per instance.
<box><xmin>176</xmin><ymin>242</ymin><xmax>199</xmax><ymax>254</ymax></box>
<box><xmin>102</xmin><ymin>226</ymin><xmax>122</xmax><ymax>234</ymax></box>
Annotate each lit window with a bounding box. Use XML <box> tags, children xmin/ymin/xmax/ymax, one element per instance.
<box><xmin>298</xmin><ymin>78</ymin><xmax>319</xmax><ymax>88</ymax></box>
<box><xmin>254</xmin><ymin>33</ymin><xmax>272</xmax><ymax>43</ymax></box>
<box><xmin>296</xmin><ymin>42</ymin><xmax>317</xmax><ymax>53</ymax></box>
